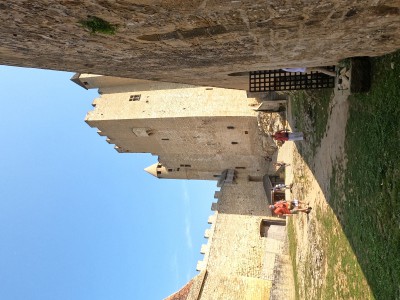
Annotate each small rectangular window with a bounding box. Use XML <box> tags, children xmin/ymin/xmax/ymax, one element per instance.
<box><xmin>129</xmin><ymin>94</ymin><xmax>141</xmax><ymax>101</ymax></box>
<box><xmin>231</xmin><ymin>142</ymin><xmax>238</xmax><ymax>144</ymax></box>
<box><xmin>161</xmin><ymin>138</ymin><xmax>169</xmax><ymax>141</ymax></box>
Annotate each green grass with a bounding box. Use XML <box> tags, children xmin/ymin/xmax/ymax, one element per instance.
<box><xmin>287</xmin><ymin>218</ymin><xmax>300</xmax><ymax>299</ymax></box>
<box><xmin>316</xmin><ymin>201</ymin><xmax>374</xmax><ymax>299</ymax></box>
<box><xmin>288</xmin><ymin>50</ymin><xmax>400</xmax><ymax>300</ymax></box>
<box><xmin>79</xmin><ymin>16</ymin><xmax>117</xmax><ymax>35</ymax></box>
<box><xmin>290</xmin><ymin>88</ymin><xmax>333</xmax><ymax>161</ymax></box>
<box><xmin>329</xmin><ymin>50</ymin><xmax>400</xmax><ymax>300</ymax></box>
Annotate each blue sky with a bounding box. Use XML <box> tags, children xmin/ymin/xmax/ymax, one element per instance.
<box><xmin>0</xmin><ymin>66</ymin><xmax>216</xmax><ymax>300</ymax></box>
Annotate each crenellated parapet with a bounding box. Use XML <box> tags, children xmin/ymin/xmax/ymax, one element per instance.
<box><xmin>196</xmin><ymin>209</ymin><xmax>218</xmax><ymax>272</ymax></box>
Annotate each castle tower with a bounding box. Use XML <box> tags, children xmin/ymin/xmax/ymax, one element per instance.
<box><xmin>72</xmin><ymin>73</ymin><xmax>294</xmax><ymax>299</ymax></box>
<box><xmin>76</xmin><ymin>73</ymin><xmax>272</xmax><ymax>181</ymax></box>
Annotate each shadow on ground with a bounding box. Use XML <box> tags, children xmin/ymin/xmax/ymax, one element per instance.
<box><xmin>285</xmin><ymin>51</ymin><xmax>400</xmax><ymax>300</ymax></box>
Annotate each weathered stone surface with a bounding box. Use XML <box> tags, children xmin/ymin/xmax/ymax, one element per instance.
<box><xmin>2</xmin><ymin>1</ymin><xmax>399</xmax><ymax>88</ymax></box>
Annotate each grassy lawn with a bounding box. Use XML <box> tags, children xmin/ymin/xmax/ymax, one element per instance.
<box><xmin>287</xmin><ymin>218</ymin><xmax>300</xmax><ymax>299</ymax></box>
<box><xmin>316</xmin><ymin>202</ymin><xmax>374</xmax><ymax>299</ymax></box>
<box><xmin>290</xmin><ymin>88</ymin><xmax>333</xmax><ymax>162</ymax></box>
<box><xmin>288</xmin><ymin>50</ymin><xmax>400</xmax><ymax>300</ymax></box>
<box><xmin>330</xmin><ymin>50</ymin><xmax>400</xmax><ymax>300</ymax></box>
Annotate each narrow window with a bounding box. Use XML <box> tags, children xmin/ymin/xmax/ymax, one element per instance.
<box><xmin>248</xmin><ymin>175</ymin><xmax>263</xmax><ymax>182</ymax></box>
<box><xmin>168</xmin><ymin>169</ymin><xmax>173</xmax><ymax>172</ymax></box>
<box><xmin>231</xmin><ymin>142</ymin><xmax>238</xmax><ymax>144</ymax></box>
<box><xmin>227</xmin><ymin>126</ymin><xmax>235</xmax><ymax>129</ymax></box>
<box><xmin>129</xmin><ymin>94</ymin><xmax>141</xmax><ymax>101</ymax></box>
<box><xmin>260</xmin><ymin>222</ymin><xmax>270</xmax><ymax>238</ymax></box>
<box><xmin>185</xmin><ymin>164</ymin><xmax>191</xmax><ymax>167</ymax></box>
<box><xmin>161</xmin><ymin>138</ymin><xmax>169</xmax><ymax>141</ymax></box>
<box><xmin>156</xmin><ymin>170</ymin><xmax>162</xmax><ymax>175</ymax></box>
<box><xmin>235</xmin><ymin>167</ymin><xmax>246</xmax><ymax>169</ymax></box>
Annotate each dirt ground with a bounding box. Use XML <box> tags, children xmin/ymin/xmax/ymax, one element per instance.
<box><xmin>276</xmin><ymin>87</ymin><xmax>351</xmax><ymax>298</ymax></box>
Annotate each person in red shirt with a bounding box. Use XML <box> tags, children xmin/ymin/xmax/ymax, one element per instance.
<box><xmin>269</xmin><ymin>200</ymin><xmax>311</xmax><ymax>216</ymax></box>
<box><xmin>271</xmin><ymin>130</ymin><xmax>289</xmax><ymax>141</ymax></box>
<box><xmin>272</xmin><ymin>130</ymin><xmax>304</xmax><ymax>142</ymax></box>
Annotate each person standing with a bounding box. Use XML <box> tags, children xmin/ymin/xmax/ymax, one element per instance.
<box><xmin>272</xmin><ymin>130</ymin><xmax>303</xmax><ymax>142</ymax></box>
<box><xmin>269</xmin><ymin>200</ymin><xmax>311</xmax><ymax>216</ymax></box>
<box><xmin>271</xmin><ymin>183</ymin><xmax>292</xmax><ymax>192</ymax></box>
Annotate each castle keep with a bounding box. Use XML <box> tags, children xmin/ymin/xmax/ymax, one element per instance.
<box><xmin>74</xmin><ymin>74</ymin><xmax>294</xmax><ymax>299</ymax></box>
<box><xmin>3</xmin><ymin>1</ymin><xmax>399</xmax><ymax>298</ymax></box>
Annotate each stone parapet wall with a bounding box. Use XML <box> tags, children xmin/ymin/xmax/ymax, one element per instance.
<box><xmin>197</xmin><ymin>273</ymin><xmax>272</xmax><ymax>300</ymax></box>
<box><xmin>205</xmin><ymin>213</ymin><xmax>267</xmax><ymax>277</ymax></box>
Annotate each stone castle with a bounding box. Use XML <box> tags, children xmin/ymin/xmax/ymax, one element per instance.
<box><xmin>2</xmin><ymin>1</ymin><xmax>400</xmax><ymax>299</ymax></box>
<box><xmin>72</xmin><ymin>73</ymin><xmax>293</xmax><ymax>299</ymax></box>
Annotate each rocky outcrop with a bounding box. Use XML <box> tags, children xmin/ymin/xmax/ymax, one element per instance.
<box><xmin>1</xmin><ymin>1</ymin><xmax>399</xmax><ymax>89</ymax></box>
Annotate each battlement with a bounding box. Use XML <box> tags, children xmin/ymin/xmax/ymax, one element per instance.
<box><xmin>196</xmin><ymin>209</ymin><xmax>218</xmax><ymax>272</ymax></box>
<box><xmin>193</xmin><ymin>181</ymin><xmax>294</xmax><ymax>298</ymax></box>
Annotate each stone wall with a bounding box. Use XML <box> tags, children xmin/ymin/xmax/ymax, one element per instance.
<box><xmin>81</xmin><ymin>74</ymin><xmax>273</xmax><ymax>180</ymax></box>
<box><xmin>198</xmin><ymin>273</ymin><xmax>272</xmax><ymax>300</ymax></box>
<box><xmin>192</xmin><ymin>180</ymin><xmax>295</xmax><ymax>299</ymax></box>
<box><xmin>71</xmin><ymin>73</ymin><xmax>294</xmax><ymax>299</ymax></box>
<box><xmin>1</xmin><ymin>1</ymin><xmax>400</xmax><ymax>89</ymax></box>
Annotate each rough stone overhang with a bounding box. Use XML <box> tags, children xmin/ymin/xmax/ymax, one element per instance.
<box><xmin>1</xmin><ymin>2</ymin><xmax>400</xmax><ymax>89</ymax></box>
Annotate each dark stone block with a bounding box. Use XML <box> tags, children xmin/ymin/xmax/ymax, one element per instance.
<box><xmin>350</xmin><ymin>57</ymin><xmax>371</xmax><ymax>93</ymax></box>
